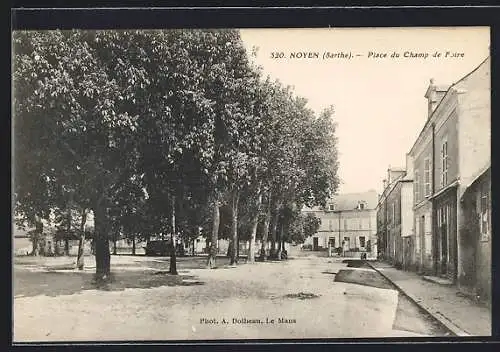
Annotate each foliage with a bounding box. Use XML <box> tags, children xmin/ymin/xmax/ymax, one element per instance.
<box><xmin>13</xmin><ymin>29</ymin><xmax>340</xmax><ymax>272</ymax></box>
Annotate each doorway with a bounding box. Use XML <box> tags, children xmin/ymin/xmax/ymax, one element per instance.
<box><xmin>437</xmin><ymin>204</ymin><xmax>450</xmax><ymax>276</ymax></box>
<box><xmin>313</xmin><ymin>237</ymin><xmax>319</xmax><ymax>251</ymax></box>
<box><xmin>329</xmin><ymin>237</ymin><xmax>335</xmax><ymax>248</ymax></box>
<box><xmin>419</xmin><ymin>215</ymin><xmax>425</xmax><ymax>269</ymax></box>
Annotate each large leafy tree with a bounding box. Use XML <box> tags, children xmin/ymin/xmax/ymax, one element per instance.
<box><xmin>13</xmin><ymin>28</ymin><xmax>340</xmax><ymax>278</ymax></box>
<box><xmin>13</xmin><ymin>30</ymin><xmax>143</xmax><ymax>279</ymax></box>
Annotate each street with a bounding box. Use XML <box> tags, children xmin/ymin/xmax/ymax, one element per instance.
<box><xmin>13</xmin><ymin>248</ymin><xmax>452</xmax><ymax>341</ymax></box>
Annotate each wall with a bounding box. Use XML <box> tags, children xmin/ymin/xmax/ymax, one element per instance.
<box><xmin>475</xmin><ymin>173</ymin><xmax>491</xmax><ymax>304</ymax></box>
<box><xmin>401</xmin><ymin>182</ymin><xmax>414</xmax><ymax>237</ymax></box>
<box><xmin>414</xmin><ymin>202</ymin><xmax>433</xmax><ymax>273</ymax></box>
<box><xmin>401</xmin><ymin>181</ymin><xmax>415</xmax><ymax>270</ymax></box>
<box><xmin>376</xmin><ymin>200</ymin><xmax>387</xmax><ymax>258</ymax></box>
<box><xmin>457</xmin><ymin>57</ymin><xmax>491</xmax><ymax>196</ymax></box>
<box><xmin>385</xmin><ymin>182</ymin><xmax>402</xmax><ymax>266</ymax></box>
<box><xmin>310</xmin><ymin>208</ymin><xmax>376</xmax><ymax>252</ymax></box>
<box><xmin>459</xmin><ymin>171</ymin><xmax>491</xmax><ymax>303</ymax></box>
<box><xmin>434</xmin><ymin>102</ymin><xmax>459</xmax><ymax>192</ymax></box>
<box><xmin>455</xmin><ymin>57</ymin><xmax>491</xmax><ymax>291</ymax></box>
<box><xmin>414</xmin><ymin>142</ymin><xmax>433</xmax><ymax>201</ymax></box>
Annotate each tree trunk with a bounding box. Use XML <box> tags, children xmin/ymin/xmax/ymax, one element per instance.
<box><xmin>31</xmin><ymin>237</ymin><xmax>39</xmax><ymax>256</ymax></box>
<box><xmin>132</xmin><ymin>234</ymin><xmax>136</xmax><ymax>255</ymax></box>
<box><xmin>169</xmin><ymin>195</ymin><xmax>178</xmax><ymax>275</ymax></box>
<box><xmin>64</xmin><ymin>208</ymin><xmax>71</xmax><ymax>256</ymax></box>
<box><xmin>207</xmin><ymin>200</ymin><xmax>220</xmax><ymax>269</ymax></box>
<box><xmin>270</xmin><ymin>206</ymin><xmax>280</xmax><ymax>259</ymax></box>
<box><xmin>113</xmin><ymin>235</ymin><xmax>117</xmax><ymax>255</ymax></box>
<box><xmin>276</xmin><ymin>221</ymin><xmax>283</xmax><ymax>261</ymax></box>
<box><xmin>77</xmin><ymin>208</ymin><xmax>87</xmax><ymax>270</ymax></box>
<box><xmin>260</xmin><ymin>191</ymin><xmax>272</xmax><ymax>261</ymax></box>
<box><xmin>236</xmin><ymin>234</ymin><xmax>240</xmax><ymax>259</ymax></box>
<box><xmin>54</xmin><ymin>240</ymin><xmax>61</xmax><ymax>256</ymax></box>
<box><xmin>248</xmin><ymin>191</ymin><xmax>262</xmax><ymax>264</ymax></box>
<box><xmin>94</xmin><ymin>205</ymin><xmax>111</xmax><ymax>281</ymax></box>
<box><xmin>248</xmin><ymin>217</ymin><xmax>259</xmax><ymax>264</ymax></box>
<box><xmin>31</xmin><ymin>215</ymin><xmax>43</xmax><ymax>256</ymax></box>
<box><xmin>229</xmin><ymin>189</ymin><xmax>240</xmax><ymax>266</ymax></box>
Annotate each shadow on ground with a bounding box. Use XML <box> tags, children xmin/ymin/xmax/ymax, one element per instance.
<box><xmin>334</xmin><ymin>266</ymin><xmax>452</xmax><ymax>336</ymax></box>
<box><xmin>14</xmin><ymin>270</ymin><xmax>204</xmax><ymax>298</ymax></box>
<box><xmin>392</xmin><ymin>291</ymin><xmax>452</xmax><ymax>336</ymax></box>
<box><xmin>335</xmin><ymin>269</ymin><xmax>394</xmax><ymax>290</ymax></box>
<box><xmin>13</xmin><ymin>255</ymin><xmax>265</xmax><ymax>298</ymax></box>
<box><xmin>321</xmin><ymin>271</ymin><xmax>337</xmax><ymax>275</ymax></box>
<box><xmin>342</xmin><ymin>259</ymin><xmax>372</xmax><ymax>268</ymax></box>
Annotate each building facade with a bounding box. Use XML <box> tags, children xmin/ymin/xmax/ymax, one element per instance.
<box><xmin>459</xmin><ymin>166</ymin><xmax>491</xmax><ymax>303</ymax></box>
<box><xmin>303</xmin><ymin>191</ymin><xmax>378</xmax><ymax>256</ymax></box>
<box><xmin>382</xmin><ymin>56</ymin><xmax>490</xmax><ymax>304</ymax></box>
<box><xmin>376</xmin><ymin>167</ymin><xmax>413</xmax><ymax>269</ymax></box>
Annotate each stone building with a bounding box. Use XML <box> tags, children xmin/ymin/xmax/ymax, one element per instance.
<box><xmin>403</xmin><ymin>56</ymin><xmax>490</xmax><ymax>302</ymax></box>
<box><xmin>302</xmin><ymin>191</ymin><xmax>378</xmax><ymax>257</ymax></box>
<box><xmin>459</xmin><ymin>165</ymin><xmax>491</xmax><ymax>304</ymax></box>
<box><xmin>376</xmin><ymin>167</ymin><xmax>413</xmax><ymax>269</ymax></box>
<box><xmin>408</xmin><ymin>79</ymin><xmax>450</xmax><ymax>275</ymax></box>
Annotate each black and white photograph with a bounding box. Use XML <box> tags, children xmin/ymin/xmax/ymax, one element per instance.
<box><xmin>12</xmin><ymin>25</ymin><xmax>491</xmax><ymax>341</ymax></box>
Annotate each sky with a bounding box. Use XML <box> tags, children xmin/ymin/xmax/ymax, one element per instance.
<box><xmin>239</xmin><ymin>27</ymin><xmax>490</xmax><ymax>195</ymax></box>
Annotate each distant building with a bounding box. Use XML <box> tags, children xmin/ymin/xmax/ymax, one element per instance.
<box><xmin>302</xmin><ymin>191</ymin><xmax>378</xmax><ymax>257</ymax></box>
<box><xmin>376</xmin><ymin>166</ymin><xmax>414</xmax><ymax>269</ymax></box>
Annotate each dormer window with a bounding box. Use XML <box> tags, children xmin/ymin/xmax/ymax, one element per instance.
<box><xmin>328</xmin><ymin>204</ymin><xmax>336</xmax><ymax>211</ymax></box>
<box><xmin>358</xmin><ymin>201</ymin><xmax>366</xmax><ymax>210</ymax></box>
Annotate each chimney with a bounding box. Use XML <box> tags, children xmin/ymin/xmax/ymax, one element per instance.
<box><xmin>405</xmin><ymin>153</ymin><xmax>414</xmax><ymax>179</ymax></box>
<box><xmin>425</xmin><ymin>78</ymin><xmax>449</xmax><ymax>119</ymax></box>
<box><xmin>425</xmin><ymin>78</ymin><xmax>437</xmax><ymax>118</ymax></box>
<box><xmin>382</xmin><ymin>179</ymin><xmax>387</xmax><ymax>190</ymax></box>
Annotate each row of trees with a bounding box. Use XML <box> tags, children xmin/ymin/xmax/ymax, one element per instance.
<box><xmin>13</xmin><ymin>29</ymin><xmax>339</xmax><ymax>280</ymax></box>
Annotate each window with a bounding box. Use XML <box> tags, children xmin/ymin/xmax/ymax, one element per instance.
<box><xmin>441</xmin><ymin>141</ymin><xmax>448</xmax><ymax>186</ymax></box>
<box><xmin>359</xmin><ymin>202</ymin><xmax>365</xmax><ymax>210</ymax></box>
<box><xmin>479</xmin><ymin>182</ymin><xmax>490</xmax><ymax>241</ymax></box>
<box><xmin>424</xmin><ymin>157</ymin><xmax>431</xmax><ymax>196</ymax></box>
<box><xmin>328</xmin><ymin>237</ymin><xmax>335</xmax><ymax>247</ymax></box>
<box><xmin>343</xmin><ymin>237</ymin><xmax>350</xmax><ymax>249</ymax></box>
<box><xmin>344</xmin><ymin>219</ymin><xmax>348</xmax><ymax>230</ymax></box>
<box><xmin>359</xmin><ymin>236</ymin><xmax>366</xmax><ymax>248</ymax></box>
<box><xmin>328</xmin><ymin>219</ymin><xmax>333</xmax><ymax>231</ymax></box>
<box><xmin>414</xmin><ymin>170</ymin><xmax>420</xmax><ymax>202</ymax></box>
<box><xmin>328</xmin><ymin>204</ymin><xmax>335</xmax><ymax>211</ymax></box>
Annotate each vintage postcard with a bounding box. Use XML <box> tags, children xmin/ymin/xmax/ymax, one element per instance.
<box><xmin>12</xmin><ymin>26</ymin><xmax>491</xmax><ymax>342</ymax></box>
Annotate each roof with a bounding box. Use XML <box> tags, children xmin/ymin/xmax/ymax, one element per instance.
<box><xmin>460</xmin><ymin>164</ymin><xmax>491</xmax><ymax>201</ymax></box>
<box><xmin>303</xmin><ymin>190</ymin><xmax>378</xmax><ymax>212</ymax></box>
<box><xmin>424</xmin><ymin>78</ymin><xmax>450</xmax><ymax>98</ymax></box>
<box><xmin>409</xmin><ymin>56</ymin><xmax>490</xmax><ymax>156</ymax></box>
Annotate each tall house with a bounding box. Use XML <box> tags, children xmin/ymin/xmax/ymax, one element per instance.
<box><xmin>408</xmin><ymin>57</ymin><xmax>490</xmax><ymax>301</ymax></box>
<box><xmin>376</xmin><ymin>166</ymin><xmax>413</xmax><ymax>269</ymax></box>
<box><xmin>302</xmin><ymin>191</ymin><xmax>378</xmax><ymax>256</ymax></box>
<box><xmin>408</xmin><ymin>80</ymin><xmax>450</xmax><ymax>274</ymax></box>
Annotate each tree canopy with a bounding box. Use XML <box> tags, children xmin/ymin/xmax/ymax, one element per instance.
<box><xmin>13</xmin><ymin>29</ymin><xmax>340</xmax><ymax>277</ymax></box>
